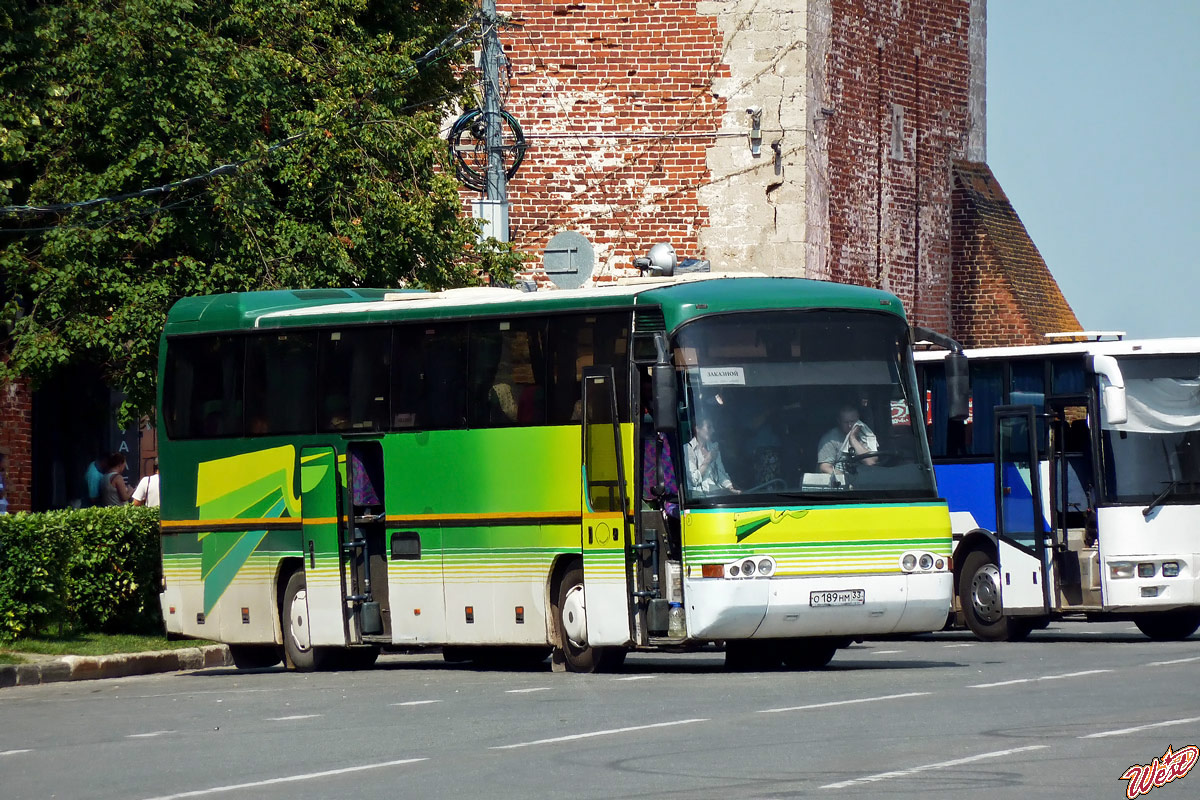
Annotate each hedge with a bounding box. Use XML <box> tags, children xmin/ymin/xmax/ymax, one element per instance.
<box><xmin>0</xmin><ymin>506</ymin><xmax>163</xmax><ymax>640</ymax></box>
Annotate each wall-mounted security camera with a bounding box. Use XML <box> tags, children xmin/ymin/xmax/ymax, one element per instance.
<box><xmin>745</xmin><ymin>107</ymin><xmax>763</xmax><ymax>156</ymax></box>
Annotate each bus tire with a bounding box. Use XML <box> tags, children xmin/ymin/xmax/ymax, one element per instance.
<box><xmin>780</xmin><ymin>638</ymin><xmax>838</xmax><ymax>670</ymax></box>
<box><xmin>553</xmin><ymin>565</ymin><xmax>625</xmax><ymax>673</ymax></box>
<box><xmin>1133</xmin><ymin>609</ymin><xmax>1200</xmax><ymax>641</ymax></box>
<box><xmin>229</xmin><ymin>644</ymin><xmax>283</xmax><ymax>670</ymax></box>
<box><xmin>282</xmin><ymin>570</ymin><xmax>327</xmax><ymax>671</ymax></box>
<box><xmin>330</xmin><ymin>646</ymin><xmax>380</xmax><ymax>670</ymax></box>
<box><xmin>959</xmin><ymin>549</ymin><xmax>1022</xmax><ymax>642</ymax></box>
<box><xmin>725</xmin><ymin>641</ymin><xmax>783</xmax><ymax>671</ymax></box>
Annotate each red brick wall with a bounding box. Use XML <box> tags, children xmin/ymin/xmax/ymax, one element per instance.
<box><xmin>486</xmin><ymin>0</ymin><xmax>728</xmax><ymax>276</ymax></box>
<box><xmin>0</xmin><ymin>378</ymin><xmax>32</xmax><ymax>513</ymax></box>
<box><xmin>823</xmin><ymin>0</ymin><xmax>972</xmax><ymax>334</ymax></box>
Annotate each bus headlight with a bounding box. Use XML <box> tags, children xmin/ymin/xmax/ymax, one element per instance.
<box><xmin>1138</xmin><ymin>563</ymin><xmax>1156</xmax><ymax>578</ymax></box>
<box><xmin>901</xmin><ymin>554</ymin><xmax>918</xmax><ymax>572</ymax></box>
<box><xmin>1110</xmin><ymin>561</ymin><xmax>1135</xmax><ymax>579</ymax></box>
<box><xmin>1162</xmin><ymin>562</ymin><xmax>1181</xmax><ymax>577</ymax></box>
<box><xmin>919</xmin><ymin>554</ymin><xmax>934</xmax><ymax>570</ymax></box>
<box><xmin>741</xmin><ymin>559</ymin><xmax>756</xmax><ymax>576</ymax></box>
<box><xmin>757</xmin><ymin>559</ymin><xmax>773</xmax><ymax>576</ymax></box>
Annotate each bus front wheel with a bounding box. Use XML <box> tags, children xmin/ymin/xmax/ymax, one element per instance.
<box><xmin>1133</xmin><ymin>609</ymin><xmax>1200</xmax><ymax>641</ymax></box>
<box><xmin>554</xmin><ymin>565</ymin><xmax>625</xmax><ymax>673</ymax></box>
<box><xmin>282</xmin><ymin>570</ymin><xmax>328</xmax><ymax>671</ymax></box>
<box><xmin>959</xmin><ymin>550</ymin><xmax>1030</xmax><ymax>642</ymax></box>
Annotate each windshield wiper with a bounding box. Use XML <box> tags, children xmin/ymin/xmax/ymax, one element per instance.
<box><xmin>1143</xmin><ymin>481</ymin><xmax>1179</xmax><ymax>518</ymax></box>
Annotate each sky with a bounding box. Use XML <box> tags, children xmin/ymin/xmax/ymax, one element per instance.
<box><xmin>986</xmin><ymin>0</ymin><xmax>1200</xmax><ymax>340</ymax></box>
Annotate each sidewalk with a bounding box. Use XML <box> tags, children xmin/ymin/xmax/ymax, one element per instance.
<box><xmin>0</xmin><ymin>645</ymin><xmax>232</xmax><ymax>689</ymax></box>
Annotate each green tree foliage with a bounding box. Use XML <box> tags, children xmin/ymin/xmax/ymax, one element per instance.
<box><xmin>0</xmin><ymin>0</ymin><xmax>521</xmax><ymax>420</ymax></box>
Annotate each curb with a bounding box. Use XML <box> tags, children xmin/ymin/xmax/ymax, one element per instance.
<box><xmin>0</xmin><ymin>645</ymin><xmax>232</xmax><ymax>689</ymax></box>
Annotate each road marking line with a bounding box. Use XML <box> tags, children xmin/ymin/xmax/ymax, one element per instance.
<box><xmin>1147</xmin><ymin>656</ymin><xmax>1200</xmax><ymax>667</ymax></box>
<box><xmin>820</xmin><ymin>745</ymin><xmax>1049</xmax><ymax>789</ymax></box>
<box><xmin>128</xmin><ymin>731</ymin><xmax>174</xmax><ymax>738</ymax></box>
<box><xmin>758</xmin><ymin>692</ymin><xmax>930</xmax><ymax>714</ymax></box>
<box><xmin>265</xmin><ymin>714</ymin><xmax>322</xmax><ymax>721</ymax></box>
<box><xmin>969</xmin><ymin>669</ymin><xmax>1110</xmax><ymax>688</ymax></box>
<box><xmin>139</xmin><ymin>757</ymin><xmax>427</xmax><ymax>800</ymax></box>
<box><xmin>506</xmin><ymin>687</ymin><xmax>552</xmax><ymax>694</ymax></box>
<box><xmin>1081</xmin><ymin>716</ymin><xmax>1200</xmax><ymax>739</ymax></box>
<box><xmin>613</xmin><ymin>675</ymin><xmax>657</xmax><ymax>681</ymax></box>
<box><xmin>490</xmin><ymin>718</ymin><xmax>708</xmax><ymax>750</ymax></box>
<box><xmin>392</xmin><ymin>700</ymin><xmax>441</xmax><ymax>707</ymax></box>
<box><xmin>871</xmin><ymin>650</ymin><xmax>904</xmax><ymax>655</ymax></box>
<box><xmin>1</xmin><ymin>749</ymin><xmax>32</xmax><ymax>756</ymax></box>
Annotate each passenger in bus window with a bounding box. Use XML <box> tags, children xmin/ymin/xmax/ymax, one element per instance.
<box><xmin>817</xmin><ymin>406</ymin><xmax>878</xmax><ymax>474</ymax></box>
<box><xmin>686</xmin><ymin>418</ymin><xmax>739</xmax><ymax>495</ymax></box>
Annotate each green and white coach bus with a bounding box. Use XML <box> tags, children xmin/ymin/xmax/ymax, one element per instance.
<box><xmin>157</xmin><ymin>274</ymin><xmax>965</xmax><ymax>672</ymax></box>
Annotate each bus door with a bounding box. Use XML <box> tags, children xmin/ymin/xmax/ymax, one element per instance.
<box><xmin>299</xmin><ymin>446</ymin><xmax>350</xmax><ymax>647</ymax></box>
<box><xmin>581</xmin><ymin>369</ymin><xmax>634</xmax><ymax>647</ymax></box>
<box><xmin>1048</xmin><ymin>402</ymin><xmax>1101</xmax><ymax>608</ymax></box>
<box><xmin>344</xmin><ymin>440</ymin><xmax>389</xmax><ymax>641</ymax></box>
<box><xmin>993</xmin><ymin>408</ymin><xmax>1051</xmax><ymax>615</ymax></box>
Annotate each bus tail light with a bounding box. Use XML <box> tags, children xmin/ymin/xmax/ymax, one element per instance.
<box><xmin>1162</xmin><ymin>562</ymin><xmax>1180</xmax><ymax>577</ymax></box>
<box><xmin>701</xmin><ymin>564</ymin><xmax>724</xmax><ymax>578</ymax></box>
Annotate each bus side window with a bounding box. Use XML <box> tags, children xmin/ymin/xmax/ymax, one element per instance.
<box><xmin>245</xmin><ymin>331</ymin><xmax>316</xmax><ymax>435</ymax></box>
<box><xmin>163</xmin><ymin>336</ymin><xmax>244</xmax><ymax>439</ymax></box>
<box><xmin>317</xmin><ymin>328</ymin><xmax>391</xmax><ymax>432</ymax></box>
<box><xmin>548</xmin><ymin>313</ymin><xmax>632</xmax><ymax>425</ymax></box>
<box><xmin>391</xmin><ymin>323</ymin><xmax>469</xmax><ymax>431</ymax></box>
<box><xmin>468</xmin><ymin>319</ymin><xmax>548</xmax><ymax>428</ymax></box>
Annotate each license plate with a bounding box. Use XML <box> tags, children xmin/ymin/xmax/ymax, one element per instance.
<box><xmin>810</xmin><ymin>589</ymin><xmax>865</xmax><ymax>607</ymax></box>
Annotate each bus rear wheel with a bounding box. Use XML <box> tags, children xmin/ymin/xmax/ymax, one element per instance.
<box><xmin>282</xmin><ymin>570</ymin><xmax>328</xmax><ymax>671</ymax></box>
<box><xmin>554</xmin><ymin>565</ymin><xmax>625</xmax><ymax>673</ymax></box>
<box><xmin>1133</xmin><ymin>609</ymin><xmax>1200</xmax><ymax>641</ymax></box>
<box><xmin>959</xmin><ymin>550</ymin><xmax>1029</xmax><ymax>642</ymax></box>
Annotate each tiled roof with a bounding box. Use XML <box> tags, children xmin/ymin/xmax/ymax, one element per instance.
<box><xmin>953</xmin><ymin>160</ymin><xmax>1081</xmax><ymax>335</ymax></box>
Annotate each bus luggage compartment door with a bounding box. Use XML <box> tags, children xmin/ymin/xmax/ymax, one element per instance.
<box><xmin>994</xmin><ymin>408</ymin><xmax>1051</xmax><ymax>615</ymax></box>
<box><xmin>580</xmin><ymin>369</ymin><xmax>634</xmax><ymax>647</ymax></box>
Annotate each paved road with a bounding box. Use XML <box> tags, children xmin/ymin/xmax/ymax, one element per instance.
<box><xmin>2</xmin><ymin>621</ymin><xmax>1198</xmax><ymax>799</ymax></box>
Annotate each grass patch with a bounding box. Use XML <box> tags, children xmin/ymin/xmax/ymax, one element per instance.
<box><xmin>0</xmin><ymin>652</ymin><xmax>26</xmax><ymax>665</ymax></box>
<box><xmin>0</xmin><ymin>633</ymin><xmax>215</xmax><ymax>658</ymax></box>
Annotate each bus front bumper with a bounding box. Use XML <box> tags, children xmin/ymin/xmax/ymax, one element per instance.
<box><xmin>682</xmin><ymin>572</ymin><xmax>953</xmax><ymax>640</ymax></box>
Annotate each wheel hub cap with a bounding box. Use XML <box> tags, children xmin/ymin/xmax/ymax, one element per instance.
<box><xmin>971</xmin><ymin>563</ymin><xmax>1003</xmax><ymax>624</ymax></box>
<box><xmin>561</xmin><ymin>584</ymin><xmax>588</xmax><ymax>646</ymax></box>
<box><xmin>289</xmin><ymin>589</ymin><xmax>312</xmax><ymax>652</ymax></box>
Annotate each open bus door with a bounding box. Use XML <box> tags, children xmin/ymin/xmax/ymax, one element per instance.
<box><xmin>294</xmin><ymin>446</ymin><xmax>350</xmax><ymax>658</ymax></box>
<box><xmin>578</xmin><ymin>369</ymin><xmax>634</xmax><ymax>649</ymax></box>
<box><xmin>993</xmin><ymin>407</ymin><xmax>1051</xmax><ymax>619</ymax></box>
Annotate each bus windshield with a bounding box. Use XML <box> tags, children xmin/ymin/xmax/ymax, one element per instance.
<box><xmin>1102</xmin><ymin>355</ymin><xmax>1200</xmax><ymax>504</ymax></box>
<box><xmin>672</xmin><ymin>309</ymin><xmax>934</xmax><ymax>505</ymax></box>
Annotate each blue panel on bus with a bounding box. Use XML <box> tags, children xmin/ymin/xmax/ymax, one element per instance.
<box><xmin>934</xmin><ymin>462</ymin><xmax>997</xmax><ymax>532</ymax></box>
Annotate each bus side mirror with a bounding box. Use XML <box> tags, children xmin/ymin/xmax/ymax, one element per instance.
<box><xmin>1090</xmin><ymin>354</ymin><xmax>1128</xmax><ymax>426</ymax></box>
<box><xmin>652</xmin><ymin>365</ymin><xmax>677</xmax><ymax>434</ymax></box>
<box><xmin>945</xmin><ymin>351</ymin><xmax>970</xmax><ymax>421</ymax></box>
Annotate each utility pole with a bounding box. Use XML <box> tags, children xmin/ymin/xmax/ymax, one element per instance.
<box><xmin>479</xmin><ymin>0</ymin><xmax>509</xmax><ymax>242</ymax></box>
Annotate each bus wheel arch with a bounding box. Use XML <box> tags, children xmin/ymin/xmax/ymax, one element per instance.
<box><xmin>958</xmin><ymin>547</ymin><xmax>1029</xmax><ymax>642</ymax></box>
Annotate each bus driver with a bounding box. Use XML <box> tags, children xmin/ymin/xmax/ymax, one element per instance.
<box><xmin>817</xmin><ymin>406</ymin><xmax>878</xmax><ymax>474</ymax></box>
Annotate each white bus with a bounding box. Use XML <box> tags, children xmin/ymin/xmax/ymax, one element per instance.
<box><xmin>915</xmin><ymin>334</ymin><xmax>1200</xmax><ymax>641</ymax></box>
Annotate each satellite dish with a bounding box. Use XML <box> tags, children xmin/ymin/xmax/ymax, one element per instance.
<box><xmin>543</xmin><ymin>231</ymin><xmax>595</xmax><ymax>289</ymax></box>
